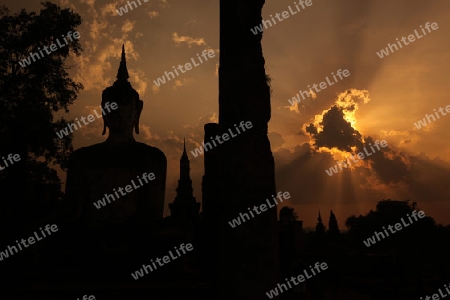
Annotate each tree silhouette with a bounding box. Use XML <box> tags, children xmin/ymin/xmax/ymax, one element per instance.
<box><xmin>345</xmin><ymin>199</ymin><xmax>437</xmax><ymax>253</ymax></box>
<box><xmin>328</xmin><ymin>209</ymin><xmax>340</xmax><ymax>236</ymax></box>
<box><xmin>279</xmin><ymin>206</ymin><xmax>298</xmax><ymax>222</ymax></box>
<box><xmin>0</xmin><ymin>2</ymin><xmax>83</xmax><ymax>225</ymax></box>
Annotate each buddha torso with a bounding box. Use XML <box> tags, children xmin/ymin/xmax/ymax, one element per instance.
<box><xmin>65</xmin><ymin>141</ymin><xmax>166</xmax><ymax>228</ymax></box>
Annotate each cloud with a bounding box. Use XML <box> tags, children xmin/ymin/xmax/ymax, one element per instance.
<box><xmin>269</xmin><ymin>131</ymin><xmax>285</xmax><ymax>150</ymax></box>
<box><xmin>148</xmin><ymin>11</ymin><xmax>159</xmax><ymax>18</ymax></box>
<box><xmin>151</xmin><ymin>84</ymin><xmax>160</xmax><ymax>94</ymax></box>
<box><xmin>128</xmin><ymin>68</ymin><xmax>148</xmax><ymax>95</ymax></box>
<box><xmin>172</xmin><ymin>77</ymin><xmax>194</xmax><ymax>90</ymax></box>
<box><xmin>158</xmin><ymin>0</ymin><xmax>170</xmax><ymax>8</ymax></box>
<box><xmin>172</xmin><ymin>32</ymin><xmax>206</xmax><ymax>48</ymax></box>
<box><xmin>285</xmin><ymin>90</ymin><xmax>317</xmax><ymax>114</ymax></box>
<box><xmin>139</xmin><ymin>123</ymin><xmax>161</xmax><ymax>141</ymax></box>
<box><xmin>64</xmin><ymin>0</ymin><xmax>152</xmax><ymax>94</ymax></box>
<box><xmin>305</xmin><ymin>89</ymin><xmax>370</xmax><ymax>154</ymax></box>
<box><xmin>122</xmin><ymin>20</ymin><xmax>135</xmax><ymax>33</ymax></box>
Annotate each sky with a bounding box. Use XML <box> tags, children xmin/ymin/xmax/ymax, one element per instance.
<box><xmin>6</xmin><ymin>0</ymin><xmax>450</xmax><ymax>229</ymax></box>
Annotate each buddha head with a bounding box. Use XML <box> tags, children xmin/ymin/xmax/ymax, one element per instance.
<box><xmin>101</xmin><ymin>45</ymin><xmax>143</xmax><ymax>138</ymax></box>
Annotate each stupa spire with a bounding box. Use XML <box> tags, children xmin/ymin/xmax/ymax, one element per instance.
<box><xmin>316</xmin><ymin>209</ymin><xmax>326</xmax><ymax>234</ymax></box>
<box><xmin>182</xmin><ymin>138</ymin><xmax>187</xmax><ymax>157</ymax></box>
<box><xmin>169</xmin><ymin>141</ymin><xmax>200</xmax><ymax>223</ymax></box>
<box><xmin>116</xmin><ymin>44</ymin><xmax>129</xmax><ymax>82</ymax></box>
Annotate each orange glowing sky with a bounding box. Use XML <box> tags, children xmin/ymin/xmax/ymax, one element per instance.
<box><xmin>6</xmin><ymin>0</ymin><xmax>450</xmax><ymax>229</ymax></box>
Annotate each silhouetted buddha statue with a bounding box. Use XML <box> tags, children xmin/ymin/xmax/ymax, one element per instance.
<box><xmin>65</xmin><ymin>45</ymin><xmax>166</xmax><ymax>229</ymax></box>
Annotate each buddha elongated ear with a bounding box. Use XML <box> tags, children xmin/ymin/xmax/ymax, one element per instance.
<box><xmin>101</xmin><ymin>109</ymin><xmax>108</xmax><ymax>135</ymax></box>
<box><xmin>134</xmin><ymin>99</ymin><xmax>144</xmax><ymax>134</ymax></box>
<box><xmin>102</xmin><ymin>122</ymin><xmax>107</xmax><ymax>135</ymax></box>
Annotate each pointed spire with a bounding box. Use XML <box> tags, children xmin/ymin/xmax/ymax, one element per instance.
<box><xmin>180</xmin><ymin>139</ymin><xmax>190</xmax><ymax>179</ymax></box>
<box><xmin>181</xmin><ymin>138</ymin><xmax>188</xmax><ymax>160</ymax></box>
<box><xmin>116</xmin><ymin>44</ymin><xmax>129</xmax><ymax>82</ymax></box>
<box><xmin>170</xmin><ymin>137</ymin><xmax>200</xmax><ymax>222</ymax></box>
<box><xmin>316</xmin><ymin>209</ymin><xmax>326</xmax><ymax>235</ymax></box>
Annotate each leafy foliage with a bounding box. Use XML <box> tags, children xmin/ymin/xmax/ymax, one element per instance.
<box><xmin>280</xmin><ymin>206</ymin><xmax>298</xmax><ymax>221</ymax></box>
<box><xmin>345</xmin><ymin>199</ymin><xmax>437</xmax><ymax>253</ymax></box>
<box><xmin>0</xmin><ymin>2</ymin><xmax>83</xmax><ymax>209</ymax></box>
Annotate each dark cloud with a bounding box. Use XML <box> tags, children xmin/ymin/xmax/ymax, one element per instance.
<box><xmin>307</xmin><ymin>105</ymin><xmax>363</xmax><ymax>152</ymax></box>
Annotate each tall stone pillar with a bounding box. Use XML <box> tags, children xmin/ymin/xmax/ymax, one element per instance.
<box><xmin>202</xmin><ymin>0</ymin><xmax>279</xmax><ymax>298</ymax></box>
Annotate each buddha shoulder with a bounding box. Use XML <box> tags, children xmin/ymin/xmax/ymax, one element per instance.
<box><xmin>134</xmin><ymin>142</ymin><xmax>167</xmax><ymax>165</ymax></box>
<box><xmin>68</xmin><ymin>142</ymin><xmax>166</xmax><ymax>166</ymax></box>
